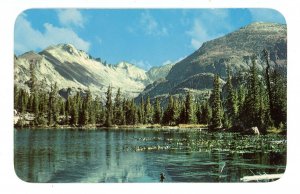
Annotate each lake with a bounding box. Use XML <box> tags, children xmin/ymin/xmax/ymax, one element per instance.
<box><xmin>14</xmin><ymin>128</ymin><xmax>286</xmax><ymax>183</ymax></box>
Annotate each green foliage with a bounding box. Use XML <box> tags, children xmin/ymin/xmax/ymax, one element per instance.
<box><xmin>105</xmin><ymin>86</ymin><xmax>113</xmax><ymax>127</ymax></box>
<box><xmin>47</xmin><ymin>83</ymin><xmax>59</xmax><ymax>126</ymax></box>
<box><xmin>224</xmin><ymin>67</ymin><xmax>238</xmax><ymax>127</ymax></box>
<box><xmin>200</xmin><ymin>101</ymin><xmax>212</xmax><ymax>125</ymax></box>
<box><xmin>210</xmin><ymin>74</ymin><xmax>223</xmax><ymax>129</ymax></box>
<box><xmin>162</xmin><ymin>95</ymin><xmax>177</xmax><ymax>125</ymax></box>
<box><xmin>269</xmin><ymin>70</ymin><xmax>287</xmax><ymax>127</ymax></box>
<box><xmin>185</xmin><ymin>91</ymin><xmax>196</xmax><ymax>124</ymax></box>
<box><xmin>144</xmin><ymin>96</ymin><xmax>153</xmax><ymax>124</ymax></box>
<box><xmin>153</xmin><ymin>97</ymin><xmax>162</xmax><ymax>124</ymax></box>
<box><xmin>114</xmin><ymin>88</ymin><xmax>124</xmax><ymax>125</ymax></box>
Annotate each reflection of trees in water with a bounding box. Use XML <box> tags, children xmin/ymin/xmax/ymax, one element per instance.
<box><xmin>15</xmin><ymin>130</ymin><xmax>148</xmax><ymax>182</ymax></box>
<box><xmin>14</xmin><ymin>129</ymin><xmax>286</xmax><ymax>183</ymax></box>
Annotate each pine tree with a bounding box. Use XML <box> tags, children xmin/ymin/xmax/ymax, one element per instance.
<box><xmin>65</xmin><ymin>96</ymin><xmax>71</xmax><ymax>125</ymax></box>
<box><xmin>201</xmin><ymin>101</ymin><xmax>212</xmax><ymax>125</ymax></box>
<box><xmin>32</xmin><ymin>92</ymin><xmax>40</xmax><ymax>126</ymax></box>
<box><xmin>270</xmin><ymin>69</ymin><xmax>287</xmax><ymax>127</ymax></box>
<box><xmin>185</xmin><ymin>91</ymin><xmax>196</xmax><ymax>124</ymax></box>
<box><xmin>225</xmin><ymin>67</ymin><xmax>237</xmax><ymax>127</ymax></box>
<box><xmin>130</xmin><ymin>99</ymin><xmax>138</xmax><ymax>125</ymax></box>
<box><xmin>140</xmin><ymin>97</ymin><xmax>145</xmax><ymax>124</ymax></box>
<box><xmin>211</xmin><ymin>74</ymin><xmax>222</xmax><ymax>129</ymax></box>
<box><xmin>145</xmin><ymin>96</ymin><xmax>153</xmax><ymax>124</ymax></box>
<box><xmin>79</xmin><ymin>89</ymin><xmax>92</xmax><ymax>125</ymax></box>
<box><xmin>123</xmin><ymin>99</ymin><xmax>138</xmax><ymax>125</ymax></box>
<box><xmin>153</xmin><ymin>97</ymin><xmax>162</xmax><ymax>124</ymax></box>
<box><xmin>94</xmin><ymin>96</ymin><xmax>104</xmax><ymax>125</ymax></box>
<box><xmin>196</xmin><ymin>103</ymin><xmax>202</xmax><ymax>124</ymax></box>
<box><xmin>178</xmin><ymin>104</ymin><xmax>187</xmax><ymax>124</ymax></box>
<box><xmin>105</xmin><ymin>86</ymin><xmax>113</xmax><ymax>127</ymax></box>
<box><xmin>114</xmin><ymin>88</ymin><xmax>123</xmax><ymax>125</ymax></box>
<box><xmin>243</xmin><ymin>57</ymin><xmax>261</xmax><ymax>128</ymax></box>
<box><xmin>122</xmin><ymin>98</ymin><xmax>127</xmax><ymax>125</ymax></box>
<box><xmin>162</xmin><ymin>95</ymin><xmax>176</xmax><ymax>125</ymax></box>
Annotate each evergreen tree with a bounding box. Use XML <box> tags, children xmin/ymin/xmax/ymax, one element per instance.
<box><xmin>185</xmin><ymin>91</ymin><xmax>196</xmax><ymax>124</ymax></box>
<box><xmin>65</xmin><ymin>96</ymin><xmax>71</xmax><ymax>125</ymax></box>
<box><xmin>270</xmin><ymin>69</ymin><xmax>287</xmax><ymax>127</ymax></box>
<box><xmin>145</xmin><ymin>96</ymin><xmax>153</xmax><ymax>124</ymax></box>
<box><xmin>225</xmin><ymin>67</ymin><xmax>238</xmax><ymax>127</ymax></box>
<box><xmin>105</xmin><ymin>86</ymin><xmax>113</xmax><ymax>127</ymax></box>
<box><xmin>32</xmin><ymin>92</ymin><xmax>40</xmax><ymax>126</ymax></box>
<box><xmin>211</xmin><ymin>74</ymin><xmax>222</xmax><ymax>129</ymax></box>
<box><xmin>196</xmin><ymin>103</ymin><xmax>202</xmax><ymax>124</ymax></box>
<box><xmin>236</xmin><ymin>85</ymin><xmax>246</xmax><ymax>124</ymax></box>
<box><xmin>79</xmin><ymin>89</ymin><xmax>92</xmax><ymax>125</ymax></box>
<box><xmin>139</xmin><ymin>97</ymin><xmax>145</xmax><ymax>124</ymax></box>
<box><xmin>201</xmin><ymin>101</ymin><xmax>211</xmax><ymax>125</ymax></box>
<box><xmin>47</xmin><ymin>83</ymin><xmax>59</xmax><ymax>126</ymax></box>
<box><xmin>178</xmin><ymin>104</ymin><xmax>187</xmax><ymax>124</ymax></box>
<box><xmin>114</xmin><ymin>88</ymin><xmax>123</xmax><ymax>125</ymax></box>
<box><xmin>131</xmin><ymin>99</ymin><xmax>138</xmax><ymax>125</ymax></box>
<box><xmin>243</xmin><ymin>57</ymin><xmax>261</xmax><ymax>128</ymax></box>
<box><xmin>94</xmin><ymin>96</ymin><xmax>104</xmax><ymax>125</ymax></box>
<box><xmin>153</xmin><ymin>97</ymin><xmax>162</xmax><ymax>124</ymax></box>
<box><xmin>162</xmin><ymin>95</ymin><xmax>176</xmax><ymax>125</ymax></box>
<box><xmin>122</xmin><ymin>98</ymin><xmax>127</xmax><ymax>125</ymax></box>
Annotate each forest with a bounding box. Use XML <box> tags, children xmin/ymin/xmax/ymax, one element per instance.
<box><xmin>14</xmin><ymin>50</ymin><xmax>287</xmax><ymax>133</ymax></box>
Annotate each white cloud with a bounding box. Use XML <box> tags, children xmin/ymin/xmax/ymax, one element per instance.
<box><xmin>187</xmin><ymin>19</ymin><xmax>210</xmax><ymax>49</ymax></box>
<box><xmin>186</xmin><ymin>10</ymin><xmax>233</xmax><ymax>50</ymax></box>
<box><xmin>14</xmin><ymin>14</ymin><xmax>90</xmax><ymax>54</ymax></box>
<box><xmin>249</xmin><ymin>9</ymin><xmax>286</xmax><ymax>24</ymax></box>
<box><xmin>57</xmin><ymin>9</ymin><xmax>85</xmax><ymax>28</ymax></box>
<box><xmin>140</xmin><ymin>11</ymin><xmax>168</xmax><ymax>36</ymax></box>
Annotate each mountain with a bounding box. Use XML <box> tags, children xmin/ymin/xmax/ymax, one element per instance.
<box><xmin>14</xmin><ymin>44</ymin><xmax>175</xmax><ymax>99</ymax></box>
<box><xmin>14</xmin><ymin>44</ymin><xmax>152</xmax><ymax>99</ymax></box>
<box><xmin>136</xmin><ymin>22</ymin><xmax>287</xmax><ymax>101</ymax></box>
<box><xmin>146</xmin><ymin>63</ymin><xmax>175</xmax><ymax>82</ymax></box>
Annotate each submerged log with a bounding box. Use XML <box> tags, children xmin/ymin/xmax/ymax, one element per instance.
<box><xmin>240</xmin><ymin>174</ymin><xmax>283</xmax><ymax>182</ymax></box>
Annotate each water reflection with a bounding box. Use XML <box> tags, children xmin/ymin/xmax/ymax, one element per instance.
<box><xmin>14</xmin><ymin>129</ymin><xmax>286</xmax><ymax>183</ymax></box>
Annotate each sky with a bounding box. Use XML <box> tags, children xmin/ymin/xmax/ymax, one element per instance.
<box><xmin>14</xmin><ymin>9</ymin><xmax>286</xmax><ymax>70</ymax></box>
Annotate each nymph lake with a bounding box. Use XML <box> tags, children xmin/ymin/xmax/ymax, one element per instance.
<box><xmin>14</xmin><ymin>128</ymin><xmax>286</xmax><ymax>183</ymax></box>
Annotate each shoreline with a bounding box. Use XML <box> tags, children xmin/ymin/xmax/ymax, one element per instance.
<box><xmin>14</xmin><ymin>124</ymin><xmax>287</xmax><ymax>135</ymax></box>
<box><xmin>14</xmin><ymin>124</ymin><xmax>208</xmax><ymax>131</ymax></box>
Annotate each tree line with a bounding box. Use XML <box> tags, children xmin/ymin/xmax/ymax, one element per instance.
<box><xmin>14</xmin><ymin>50</ymin><xmax>286</xmax><ymax>132</ymax></box>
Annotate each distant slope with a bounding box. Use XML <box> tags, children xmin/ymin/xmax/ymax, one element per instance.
<box><xmin>136</xmin><ymin>22</ymin><xmax>287</xmax><ymax>101</ymax></box>
<box><xmin>146</xmin><ymin>63</ymin><xmax>175</xmax><ymax>82</ymax></box>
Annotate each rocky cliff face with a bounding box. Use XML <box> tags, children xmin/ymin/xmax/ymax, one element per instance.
<box><xmin>136</xmin><ymin>22</ymin><xmax>287</xmax><ymax>101</ymax></box>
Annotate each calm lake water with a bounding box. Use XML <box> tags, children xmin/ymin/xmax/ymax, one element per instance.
<box><xmin>14</xmin><ymin>128</ymin><xmax>286</xmax><ymax>183</ymax></box>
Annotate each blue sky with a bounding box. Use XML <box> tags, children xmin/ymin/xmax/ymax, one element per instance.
<box><xmin>14</xmin><ymin>9</ymin><xmax>286</xmax><ymax>70</ymax></box>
